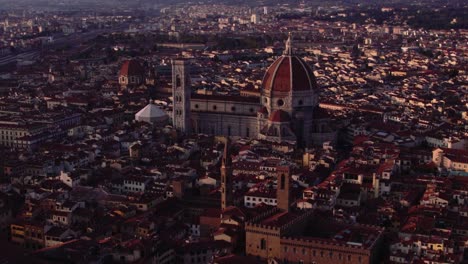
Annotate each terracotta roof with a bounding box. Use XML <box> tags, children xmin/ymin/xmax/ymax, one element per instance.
<box><xmin>119</xmin><ymin>60</ymin><xmax>144</xmax><ymax>77</ymax></box>
<box><xmin>269</xmin><ymin>110</ymin><xmax>290</xmax><ymax>123</ymax></box>
<box><xmin>262</xmin><ymin>55</ymin><xmax>318</xmax><ymax>93</ymax></box>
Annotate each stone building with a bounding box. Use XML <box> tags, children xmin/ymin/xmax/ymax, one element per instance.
<box><xmin>215</xmin><ymin>139</ymin><xmax>383</xmax><ymax>264</ymax></box>
<box><xmin>172</xmin><ymin>34</ymin><xmax>337</xmax><ymax>147</ymax></box>
<box><xmin>242</xmin><ymin>167</ymin><xmax>384</xmax><ymax>264</ymax></box>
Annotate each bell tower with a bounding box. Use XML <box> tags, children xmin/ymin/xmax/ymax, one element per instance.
<box><xmin>172</xmin><ymin>59</ymin><xmax>191</xmax><ymax>134</ymax></box>
<box><xmin>221</xmin><ymin>137</ymin><xmax>233</xmax><ymax>211</ymax></box>
<box><xmin>276</xmin><ymin>166</ymin><xmax>291</xmax><ymax>212</ymax></box>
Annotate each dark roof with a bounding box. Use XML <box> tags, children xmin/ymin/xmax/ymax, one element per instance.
<box><xmin>215</xmin><ymin>254</ymin><xmax>265</xmax><ymax>264</ymax></box>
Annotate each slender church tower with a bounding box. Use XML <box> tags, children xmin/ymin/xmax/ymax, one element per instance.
<box><xmin>172</xmin><ymin>59</ymin><xmax>191</xmax><ymax>134</ymax></box>
<box><xmin>221</xmin><ymin>137</ymin><xmax>233</xmax><ymax>211</ymax></box>
<box><xmin>276</xmin><ymin>166</ymin><xmax>291</xmax><ymax>212</ymax></box>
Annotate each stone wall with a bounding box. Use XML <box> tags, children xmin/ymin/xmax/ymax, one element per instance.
<box><xmin>192</xmin><ymin>112</ymin><xmax>258</xmax><ymax>138</ymax></box>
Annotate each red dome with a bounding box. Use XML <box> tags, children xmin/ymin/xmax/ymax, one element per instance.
<box><xmin>269</xmin><ymin>110</ymin><xmax>290</xmax><ymax>123</ymax></box>
<box><xmin>262</xmin><ymin>55</ymin><xmax>317</xmax><ymax>93</ymax></box>
<box><xmin>120</xmin><ymin>60</ymin><xmax>144</xmax><ymax>77</ymax></box>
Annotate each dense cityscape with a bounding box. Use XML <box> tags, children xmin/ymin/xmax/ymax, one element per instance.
<box><xmin>0</xmin><ymin>0</ymin><xmax>466</xmax><ymax>263</ymax></box>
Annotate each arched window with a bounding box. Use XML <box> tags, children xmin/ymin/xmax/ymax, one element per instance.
<box><xmin>260</xmin><ymin>238</ymin><xmax>266</xmax><ymax>250</ymax></box>
<box><xmin>280</xmin><ymin>174</ymin><xmax>285</xmax><ymax>190</ymax></box>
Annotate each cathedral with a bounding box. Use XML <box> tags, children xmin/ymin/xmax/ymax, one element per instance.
<box><xmin>172</xmin><ymin>34</ymin><xmax>336</xmax><ymax>147</ymax></box>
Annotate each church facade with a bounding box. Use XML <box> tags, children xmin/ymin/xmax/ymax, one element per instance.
<box><xmin>172</xmin><ymin>35</ymin><xmax>336</xmax><ymax>147</ymax></box>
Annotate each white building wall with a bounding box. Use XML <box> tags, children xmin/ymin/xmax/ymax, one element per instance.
<box><xmin>244</xmin><ymin>195</ymin><xmax>277</xmax><ymax>208</ymax></box>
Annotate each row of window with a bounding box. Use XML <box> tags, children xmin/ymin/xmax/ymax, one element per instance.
<box><xmin>54</xmin><ymin>216</ymin><xmax>68</xmax><ymax>222</ymax></box>
<box><xmin>263</xmin><ymin>98</ymin><xmax>305</xmax><ymax>106</ymax></box>
<box><xmin>124</xmin><ymin>186</ymin><xmax>144</xmax><ymax>192</ymax></box>
<box><xmin>452</xmin><ymin>163</ymin><xmax>468</xmax><ymax>169</ymax></box>
<box><xmin>246</xmin><ymin>197</ymin><xmax>275</xmax><ymax>203</ymax></box>
<box><xmin>193</xmin><ymin>104</ymin><xmax>256</xmax><ymax>113</ymax></box>
<box><xmin>25</xmin><ymin>231</ymin><xmax>43</xmax><ymax>239</ymax></box>
<box><xmin>124</xmin><ymin>181</ymin><xmax>145</xmax><ymax>186</ymax></box>
<box><xmin>120</xmin><ymin>76</ymin><xmax>140</xmax><ymax>83</ymax></box>
<box><xmin>259</xmin><ymin>167</ymin><xmax>276</xmax><ymax>171</ymax></box>
<box><xmin>339</xmin><ymin>200</ymin><xmax>358</xmax><ymax>205</ymax></box>
<box><xmin>45</xmin><ymin>236</ymin><xmax>63</xmax><ymax>242</ymax></box>
<box><xmin>0</xmin><ymin>130</ymin><xmax>25</xmax><ymax>136</ymax></box>
<box><xmin>283</xmin><ymin>246</ymin><xmax>362</xmax><ymax>263</ymax></box>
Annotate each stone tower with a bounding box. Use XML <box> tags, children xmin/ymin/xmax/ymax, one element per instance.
<box><xmin>172</xmin><ymin>59</ymin><xmax>191</xmax><ymax>134</ymax></box>
<box><xmin>276</xmin><ymin>166</ymin><xmax>291</xmax><ymax>212</ymax></box>
<box><xmin>221</xmin><ymin>137</ymin><xmax>233</xmax><ymax>211</ymax></box>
